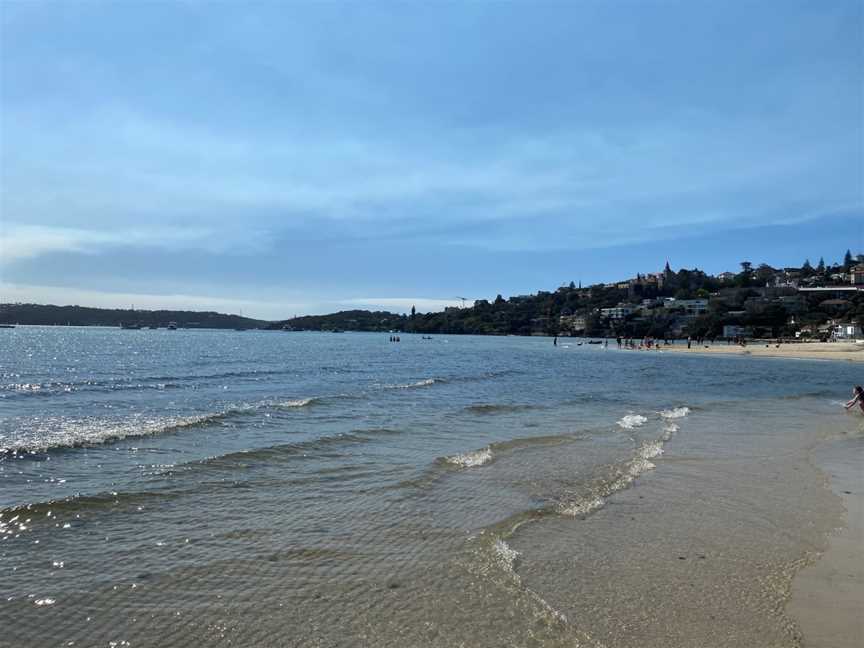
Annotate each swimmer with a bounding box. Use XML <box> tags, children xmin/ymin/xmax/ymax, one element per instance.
<box><xmin>845</xmin><ymin>385</ymin><xmax>864</xmax><ymax>413</ymax></box>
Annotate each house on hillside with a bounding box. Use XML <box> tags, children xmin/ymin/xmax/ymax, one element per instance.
<box><xmin>851</xmin><ymin>265</ymin><xmax>864</xmax><ymax>285</ymax></box>
<box><xmin>600</xmin><ymin>304</ymin><xmax>635</xmax><ymax>320</ymax></box>
<box><xmin>832</xmin><ymin>321</ymin><xmax>862</xmax><ymax>341</ymax></box>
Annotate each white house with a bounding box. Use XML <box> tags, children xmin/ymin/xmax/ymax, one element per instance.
<box><xmin>833</xmin><ymin>322</ymin><xmax>862</xmax><ymax>341</ymax></box>
<box><xmin>851</xmin><ymin>265</ymin><xmax>864</xmax><ymax>285</ymax></box>
<box><xmin>600</xmin><ymin>305</ymin><xmax>635</xmax><ymax>320</ymax></box>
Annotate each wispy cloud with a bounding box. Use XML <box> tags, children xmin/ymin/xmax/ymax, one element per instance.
<box><xmin>0</xmin><ymin>224</ymin><xmax>267</xmax><ymax>263</ymax></box>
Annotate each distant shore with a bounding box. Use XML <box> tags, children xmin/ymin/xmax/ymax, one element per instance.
<box><xmin>659</xmin><ymin>341</ymin><xmax>864</xmax><ymax>362</ymax></box>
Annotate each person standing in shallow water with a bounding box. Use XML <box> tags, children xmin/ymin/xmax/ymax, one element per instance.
<box><xmin>845</xmin><ymin>385</ymin><xmax>864</xmax><ymax>413</ymax></box>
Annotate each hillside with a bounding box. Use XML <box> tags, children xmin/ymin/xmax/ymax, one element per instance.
<box><xmin>0</xmin><ymin>303</ymin><xmax>267</xmax><ymax>329</ymax></box>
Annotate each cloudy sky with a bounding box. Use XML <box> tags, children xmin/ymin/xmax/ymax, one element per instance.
<box><xmin>1</xmin><ymin>1</ymin><xmax>862</xmax><ymax>319</ymax></box>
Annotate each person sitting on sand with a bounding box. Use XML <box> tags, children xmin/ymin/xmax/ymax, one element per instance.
<box><xmin>845</xmin><ymin>385</ymin><xmax>864</xmax><ymax>413</ymax></box>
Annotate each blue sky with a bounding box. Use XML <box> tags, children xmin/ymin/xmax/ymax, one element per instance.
<box><xmin>1</xmin><ymin>1</ymin><xmax>862</xmax><ymax>319</ymax></box>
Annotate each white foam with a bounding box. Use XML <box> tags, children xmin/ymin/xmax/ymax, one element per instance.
<box><xmin>557</xmin><ymin>496</ymin><xmax>605</xmax><ymax>517</ymax></box>
<box><xmin>640</xmin><ymin>440</ymin><xmax>664</xmax><ymax>460</ymax></box>
<box><xmin>277</xmin><ymin>398</ymin><xmax>316</xmax><ymax>408</ymax></box>
<box><xmin>660</xmin><ymin>407</ymin><xmax>690</xmax><ymax>419</ymax></box>
<box><xmin>492</xmin><ymin>539</ymin><xmax>520</xmax><ymax>573</ymax></box>
<box><xmin>398</xmin><ymin>378</ymin><xmax>437</xmax><ymax>389</ymax></box>
<box><xmin>659</xmin><ymin>406</ymin><xmax>690</xmax><ymax>419</ymax></box>
<box><xmin>445</xmin><ymin>447</ymin><xmax>492</xmax><ymax>468</ymax></box>
<box><xmin>617</xmin><ymin>414</ymin><xmax>648</xmax><ymax>429</ymax></box>
<box><xmin>661</xmin><ymin>423</ymin><xmax>679</xmax><ymax>440</ymax></box>
<box><xmin>559</xmin><ymin>438</ymin><xmax>668</xmax><ymax>518</ymax></box>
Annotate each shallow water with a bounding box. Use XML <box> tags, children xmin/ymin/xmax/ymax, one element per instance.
<box><xmin>0</xmin><ymin>327</ymin><xmax>861</xmax><ymax>647</ymax></box>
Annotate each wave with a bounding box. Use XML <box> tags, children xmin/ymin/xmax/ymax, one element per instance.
<box><xmin>442</xmin><ymin>447</ymin><xmax>493</xmax><ymax>468</ymax></box>
<box><xmin>0</xmin><ymin>367</ymin><xmax>298</xmax><ymax>398</ymax></box>
<box><xmin>464</xmin><ymin>403</ymin><xmax>540</xmax><ymax>415</ymax></box>
<box><xmin>617</xmin><ymin>414</ymin><xmax>648</xmax><ymax>429</ymax></box>
<box><xmin>556</xmin><ymin>437</ymin><xmax>668</xmax><ymax>517</ymax></box>
<box><xmin>189</xmin><ymin>427</ymin><xmax>405</xmax><ymax>470</ymax></box>
<box><xmin>275</xmin><ymin>397</ymin><xmax>320</xmax><ymax>408</ymax></box>
<box><xmin>492</xmin><ymin>538</ymin><xmax>520</xmax><ymax>573</ymax></box>
<box><xmin>659</xmin><ymin>406</ymin><xmax>690</xmax><ymax>419</ymax></box>
<box><xmin>386</xmin><ymin>378</ymin><xmax>441</xmax><ymax>390</ymax></box>
<box><xmin>0</xmin><ymin>407</ymin><xmax>255</xmax><ymax>456</ymax></box>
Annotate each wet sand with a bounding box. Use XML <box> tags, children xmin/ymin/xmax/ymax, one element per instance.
<box><xmin>788</xmin><ymin>436</ymin><xmax>864</xmax><ymax>648</ymax></box>
<box><xmin>660</xmin><ymin>341</ymin><xmax>864</xmax><ymax>362</ymax></box>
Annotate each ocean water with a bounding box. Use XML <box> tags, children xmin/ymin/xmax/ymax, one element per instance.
<box><xmin>0</xmin><ymin>327</ymin><xmax>861</xmax><ymax>647</ymax></box>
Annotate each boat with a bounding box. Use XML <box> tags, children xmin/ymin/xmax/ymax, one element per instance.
<box><xmin>167</xmin><ymin>322</ymin><xmax>178</xmax><ymax>330</ymax></box>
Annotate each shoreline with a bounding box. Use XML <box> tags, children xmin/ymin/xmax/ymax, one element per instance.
<box><xmin>657</xmin><ymin>341</ymin><xmax>864</xmax><ymax>362</ymax></box>
<box><xmin>788</xmin><ymin>435</ymin><xmax>864</xmax><ymax>647</ymax></box>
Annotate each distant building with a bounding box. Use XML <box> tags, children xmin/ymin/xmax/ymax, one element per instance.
<box><xmin>665</xmin><ymin>298</ymin><xmax>708</xmax><ymax>316</ymax></box>
<box><xmin>851</xmin><ymin>265</ymin><xmax>864</xmax><ymax>285</ymax></box>
<box><xmin>600</xmin><ymin>304</ymin><xmax>635</xmax><ymax>320</ymax></box>
<box><xmin>559</xmin><ymin>314</ymin><xmax>587</xmax><ymax>332</ymax></box>
<box><xmin>723</xmin><ymin>324</ymin><xmax>750</xmax><ymax>338</ymax></box>
<box><xmin>833</xmin><ymin>322</ymin><xmax>862</xmax><ymax>341</ymax></box>
<box><xmin>717</xmin><ymin>271</ymin><xmax>737</xmax><ymax>282</ymax></box>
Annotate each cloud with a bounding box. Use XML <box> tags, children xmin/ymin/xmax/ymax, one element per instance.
<box><xmin>0</xmin><ymin>224</ymin><xmax>266</xmax><ymax>263</ymax></box>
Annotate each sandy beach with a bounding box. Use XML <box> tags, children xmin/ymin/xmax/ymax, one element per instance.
<box><xmin>788</xmin><ymin>436</ymin><xmax>864</xmax><ymax>648</ymax></box>
<box><xmin>660</xmin><ymin>341</ymin><xmax>864</xmax><ymax>362</ymax></box>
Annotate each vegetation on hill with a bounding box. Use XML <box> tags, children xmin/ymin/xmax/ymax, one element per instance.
<box><xmin>4</xmin><ymin>251</ymin><xmax>862</xmax><ymax>338</ymax></box>
<box><xmin>0</xmin><ymin>303</ymin><xmax>266</xmax><ymax>329</ymax></box>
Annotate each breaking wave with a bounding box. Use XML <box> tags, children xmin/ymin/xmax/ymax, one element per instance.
<box><xmin>660</xmin><ymin>406</ymin><xmax>690</xmax><ymax>419</ymax></box>
<box><xmin>0</xmin><ymin>407</ymin><xmax>256</xmax><ymax>456</ymax></box>
<box><xmin>275</xmin><ymin>397</ymin><xmax>320</xmax><ymax>408</ymax></box>
<box><xmin>386</xmin><ymin>378</ymin><xmax>441</xmax><ymax>390</ymax></box>
<box><xmin>617</xmin><ymin>414</ymin><xmax>648</xmax><ymax>429</ymax></box>
<box><xmin>442</xmin><ymin>447</ymin><xmax>493</xmax><ymax>468</ymax></box>
<box><xmin>556</xmin><ymin>437</ymin><xmax>670</xmax><ymax>517</ymax></box>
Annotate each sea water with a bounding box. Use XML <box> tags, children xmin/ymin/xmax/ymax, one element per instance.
<box><xmin>0</xmin><ymin>327</ymin><xmax>861</xmax><ymax>647</ymax></box>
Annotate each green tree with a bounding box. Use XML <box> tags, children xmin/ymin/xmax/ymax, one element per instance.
<box><xmin>817</xmin><ymin>257</ymin><xmax>825</xmax><ymax>273</ymax></box>
<box><xmin>844</xmin><ymin>249</ymin><xmax>854</xmax><ymax>270</ymax></box>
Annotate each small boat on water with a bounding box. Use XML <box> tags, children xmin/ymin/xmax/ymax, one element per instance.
<box><xmin>167</xmin><ymin>322</ymin><xmax>178</xmax><ymax>330</ymax></box>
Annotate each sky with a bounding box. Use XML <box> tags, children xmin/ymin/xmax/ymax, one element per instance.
<box><xmin>1</xmin><ymin>1</ymin><xmax>862</xmax><ymax>319</ymax></box>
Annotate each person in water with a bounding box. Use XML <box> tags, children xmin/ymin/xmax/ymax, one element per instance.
<box><xmin>845</xmin><ymin>385</ymin><xmax>864</xmax><ymax>413</ymax></box>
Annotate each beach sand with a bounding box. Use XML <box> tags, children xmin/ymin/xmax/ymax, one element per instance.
<box><xmin>659</xmin><ymin>341</ymin><xmax>864</xmax><ymax>362</ymax></box>
<box><xmin>788</xmin><ymin>436</ymin><xmax>864</xmax><ymax>648</ymax></box>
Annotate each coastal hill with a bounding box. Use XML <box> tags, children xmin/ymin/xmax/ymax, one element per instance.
<box><xmin>0</xmin><ymin>303</ymin><xmax>266</xmax><ymax>330</ymax></box>
<box><xmin>4</xmin><ymin>253</ymin><xmax>862</xmax><ymax>339</ymax></box>
<box><xmin>273</xmin><ymin>256</ymin><xmax>863</xmax><ymax>339</ymax></box>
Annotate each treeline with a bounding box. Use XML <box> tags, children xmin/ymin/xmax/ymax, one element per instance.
<box><xmin>0</xmin><ymin>303</ymin><xmax>266</xmax><ymax>329</ymax></box>
<box><xmin>268</xmin><ymin>310</ymin><xmax>407</xmax><ymax>332</ymax></box>
<box><xmin>274</xmin><ymin>260</ymin><xmax>863</xmax><ymax>338</ymax></box>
